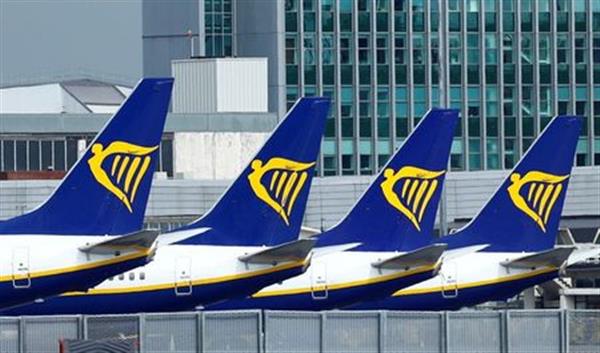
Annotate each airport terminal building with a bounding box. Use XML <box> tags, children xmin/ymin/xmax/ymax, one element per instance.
<box><xmin>143</xmin><ymin>0</ymin><xmax>600</xmax><ymax>177</ymax></box>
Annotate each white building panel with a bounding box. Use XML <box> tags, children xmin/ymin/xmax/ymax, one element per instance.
<box><xmin>172</xmin><ymin>59</ymin><xmax>217</xmax><ymax>113</ymax></box>
<box><xmin>0</xmin><ymin>84</ymin><xmax>65</xmax><ymax>113</ymax></box>
<box><xmin>216</xmin><ymin>58</ymin><xmax>268</xmax><ymax>112</ymax></box>
<box><xmin>171</xmin><ymin>58</ymin><xmax>268</xmax><ymax>113</ymax></box>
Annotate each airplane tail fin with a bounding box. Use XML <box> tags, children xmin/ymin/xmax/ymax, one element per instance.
<box><xmin>175</xmin><ymin>97</ymin><xmax>330</xmax><ymax>246</ymax></box>
<box><xmin>317</xmin><ymin>108</ymin><xmax>459</xmax><ymax>251</ymax></box>
<box><xmin>0</xmin><ymin>78</ymin><xmax>173</xmax><ymax>235</ymax></box>
<box><xmin>447</xmin><ymin>116</ymin><xmax>581</xmax><ymax>252</ymax></box>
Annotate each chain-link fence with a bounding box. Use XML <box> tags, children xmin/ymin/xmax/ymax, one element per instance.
<box><xmin>1</xmin><ymin>310</ymin><xmax>598</xmax><ymax>353</ymax></box>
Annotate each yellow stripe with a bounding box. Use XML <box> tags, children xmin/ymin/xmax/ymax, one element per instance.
<box><xmin>0</xmin><ymin>250</ymin><xmax>152</xmax><ymax>283</ymax></box>
<box><xmin>130</xmin><ymin>156</ymin><xmax>151</xmax><ymax>203</ymax></box>
<box><xmin>269</xmin><ymin>170</ymin><xmax>280</xmax><ymax>191</ymax></box>
<box><xmin>281</xmin><ymin>172</ymin><xmax>298</xmax><ymax>207</ymax></box>
<box><xmin>533</xmin><ymin>184</ymin><xmax>545</xmax><ymax>208</ymax></box>
<box><xmin>538</xmin><ymin>184</ymin><xmax>555</xmax><ymax>217</ymax></box>
<box><xmin>252</xmin><ymin>263</ymin><xmax>438</xmax><ymax>298</ymax></box>
<box><xmin>402</xmin><ymin>179</ymin><xmax>411</xmax><ymax>198</ymax></box>
<box><xmin>418</xmin><ymin>180</ymin><xmax>438</xmax><ymax>222</ymax></box>
<box><xmin>527</xmin><ymin>183</ymin><xmax>537</xmax><ymax>202</ymax></box>
<box><xmin>287</xmin><ymin>172</ymin><xmax>307</xmax><ymax>215</ymax></box>
<box><xmin>412</xmin><ymin>180</ymin><xmax>429</xmax><ymax>214</ymax></box>
<box><xmin>111</xmin><ymin>155</ymin><xmax>122</xmax><ymax>176</ymax></box>
<box><xmin>124</xmin><ymin>157</ymin><xmax>141</xmax><ymax>193</ymax></box>
<box><xmin>62</xmin><ymin>259</ymin><xmax>309</xmax><ymax>296</ymax></box>
<box><xmin>392</xmin><ymin>267</ymin><xmax>557</xmax><ymax>297</ymax></box>
<box><xmin>275</xmin><ymin>172</ymin><xmax>288</xmax><ymax>198</ymax></box>
<box><xmin>116</xmin><ymin>156</ymin><xmax>130</xmax><ymax>183</ymax></box>
<box><xmin>406</xmin><ymin>179</ymin><xmax>420</xmax><ymax>205</ymax></box>
<box><xmin>544</xmin><ymin>184</ymin><xmax>562</xmax><ymax>224</ymax></box>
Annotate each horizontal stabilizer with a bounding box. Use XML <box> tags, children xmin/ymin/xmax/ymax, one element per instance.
<box><xmin>566</xmin><ymin>245</ymin><xmax>600</xmax><ymax>267</ymax></box>
<box><xmin>441</xmin><ymin>244</ymin><xmax>489</xmax><ymax>261</ymax></box>
<box><xmin>372</xmin><ymin>243</ymin><xmax>447</xmax><ymax>270</ymax></box>
<box><xmin>79</xmin><ymin>230</ymin><xmax>159</xmax><ymax>254</ymax></box>
<box><xmin>312</xmin><ymin>243</ymin><xmax>362</xmax><ymax>259</ymax></box>
<box><xmin>239</xmin><ymin>238</ymin><xmax>317</xmax><ymax>264</ymax></box>
<box><xmin>501</xmin><ymin>247</ymin><xmax>575</xmax><ymax>269</ymax></box>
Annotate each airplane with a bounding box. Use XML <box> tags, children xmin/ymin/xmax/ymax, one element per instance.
<box><xmin>1</xmin><ymin>97</ymin><xmax>330</xmax><ymax>315</ymax></box>
<box><xmin>0</xmin><ymin>78</ymin><xmax>173</xmax><ymax>310</ymax></box>
<box><xmin>205</xmin><ymin>108</ymin><xmax>463</xmax><ymax>311</ymax></box>
<box><xmin>350</xmin><ymin>115</ymin><xmax>598</xmax><ymax>310</ymax></box>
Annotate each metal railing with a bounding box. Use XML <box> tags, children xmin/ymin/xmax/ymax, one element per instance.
<box><xmin>1</xmin><ymin>310</ymin><xmax>599</xmax><ymax>353</ymax></box>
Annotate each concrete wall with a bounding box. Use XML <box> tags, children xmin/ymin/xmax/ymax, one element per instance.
<box><xmin>173</xmin><ymin>131</ymin><xmax>269</xmax><ymax>179</ymax></box>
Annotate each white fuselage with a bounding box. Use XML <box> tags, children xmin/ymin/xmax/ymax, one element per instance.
<box><xmin>83</xmin><ymin>244</ymin><xmax>307</xmax><ymax>295</ymax></box>
<box><xmin>396</xmin><ymin>251</ymin><xmax>554</xmax><ymax>295</ymax></box>
<box><xmin>0</xmin><ymin>235</ymin><xmax>151</xmax><ymax>309</ymax></box>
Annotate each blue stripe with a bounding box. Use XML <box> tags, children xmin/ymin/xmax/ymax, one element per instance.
<box><xmin>206</xmin><ymin>269</ymin><xmax>437</xmax><ymax>311</ymax></box>
<box><xmin>347</xmin><ymin>271</ymin><xmax>559</xmax><ymax>311</ymax></box>
<box><xmin>1</xmin><ymin>264</ymin><xmax>307</xmax><ymax>315</ymax></box>
<box><xmin>0</xmin><ymin>255</ymin><xmax>150</xmax><ymax>311</ymax></box>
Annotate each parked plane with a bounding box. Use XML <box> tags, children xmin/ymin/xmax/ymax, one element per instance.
<box><xmin>351</xmin><ymin>115</ymin><xmax>596</xmax><ymax>310</ymax></box>
<box><xmin>2</xmin><ymin>97</ymin><xmax>330</xmax><ymax>315</ymax></box>
<box><xmin>205</xmin><ymin>108</ymin><xmax>462</xmax><ymax>311</ymax></box>
<box><xmin>0</xmin><ymin>78</ymin><xmax>173</xmax><ymax>310</ymax></box>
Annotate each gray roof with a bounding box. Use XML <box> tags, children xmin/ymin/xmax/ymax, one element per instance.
<box><xmin>0</xmin><ymin>112</ymin><xmax>278</xmax><ymax>134</ymax></box>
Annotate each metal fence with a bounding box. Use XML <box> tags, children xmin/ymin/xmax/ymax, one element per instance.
<box><xmin>1</xmin><ymin>310</ymin><xmax>599</xmax><ymax>353</ymax></box>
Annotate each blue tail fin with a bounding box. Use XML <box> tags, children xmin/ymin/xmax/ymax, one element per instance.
<box><xmin>446</xmin><ymin>116</ymin><xmax>581</xmax><ymax>252</ymax></box>
<box><xmin>176</xmin><ymin>97</ymin><xmax>330</xmax><ymax>246</ymax></box>
<box><xmin>316</xmin><ymin>108</ymin><xmax>459</xmax><ymax>251</ymax></box>
<box><xmin>0</xmin><ymin>78</ymin><xmax>173</xmax><ymax>236</ymax></box>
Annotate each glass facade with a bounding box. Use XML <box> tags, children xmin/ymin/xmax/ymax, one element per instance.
<box><xmin>284</xmin><ymin>0</ymin><xmax>600</xmax><ymax>176</ymax></box>
<box><xmin>204</xmin><ymin>0</ymin><xmax>234</xmax><ymax>56</ymax></box>
<box><xmin>0</xmin><ymin>136</ymin><xmax>175</xmax><ymax>177</ymax></box>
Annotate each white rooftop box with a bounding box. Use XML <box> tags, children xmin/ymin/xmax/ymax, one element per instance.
<box><xmin>171</xmin><ymin>57</ymin><xmax>268</xmax><ymax>114</ymax></box>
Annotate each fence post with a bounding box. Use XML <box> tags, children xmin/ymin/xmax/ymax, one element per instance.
<box><xmin>379</xmin><ymin>310</ymin><xmax>386</xmax><ymax>353</ymax></box>
<box><xmin>442</xmin><ymin>311</ymin><xmax>449</xmax><ymax>353</ymax></box>
<box><xmin>18</xmin><ymin>317</ymin><xmax>24</xmax><ymax>353</ymax></box>
<box><xmin>505</xmin><ymin>310</ymin><xmax>511</xmax><ymax>353</ymax></box>
<box><xmin>499</xmin><ymin>311</ymin><xmax>506</xmax><ymax>353</ymax></box>
<box><xmin>258</xmin><ymin>311</ymin><xmax>264</xmax><ymax>353</ymax></box>
<box><xmin>77</xmin><ymin>315</ymin><xmax>84</xmax><ymax>340</ymax></box>
<box><xmin>320</xmin><ymin>312</ymin><xmax>326</xmax><ymax>353</ymax></box>
<box><xmin>562</xmin><ymin>309</ymin><xmax>569</xmax><ymax>353</ymax></box>
<box><xmin>196</xmin><ymin>312</ymin><xmax>202</xmax><ymax>353</ymax></box>
<box><xmin>200</xmin><ymin>312</ymin><xmax>206</xmax><ymax>353</ymax></box>
<box><xmin>138</xmin><ymin>313</ymin><xmax>145</xmax><ymax>353</ymax></box>
<box><xmin>82</xmin><ymin>315</ymin><xmax>88</xmax><ymax>340</ymax></box>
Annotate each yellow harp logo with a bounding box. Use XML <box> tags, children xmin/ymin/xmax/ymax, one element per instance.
<box><xmin>380</xmin><ymin>166</ymin><xmax>445</xmax><ymax>231</ymax></box>
<box><xmin>248</xmin><ymin>158</ymin><xmax>315</xmax><ymax>226</ymax></box>
<box><xmin>507</xmin><ymin>171</ymin><xmax>569</xmax><ymax>232</ymax></box>
<box><xmin>88</xmin><ymin>141</ymin><xmax>158</xmax><ymax>213</ymax></box>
